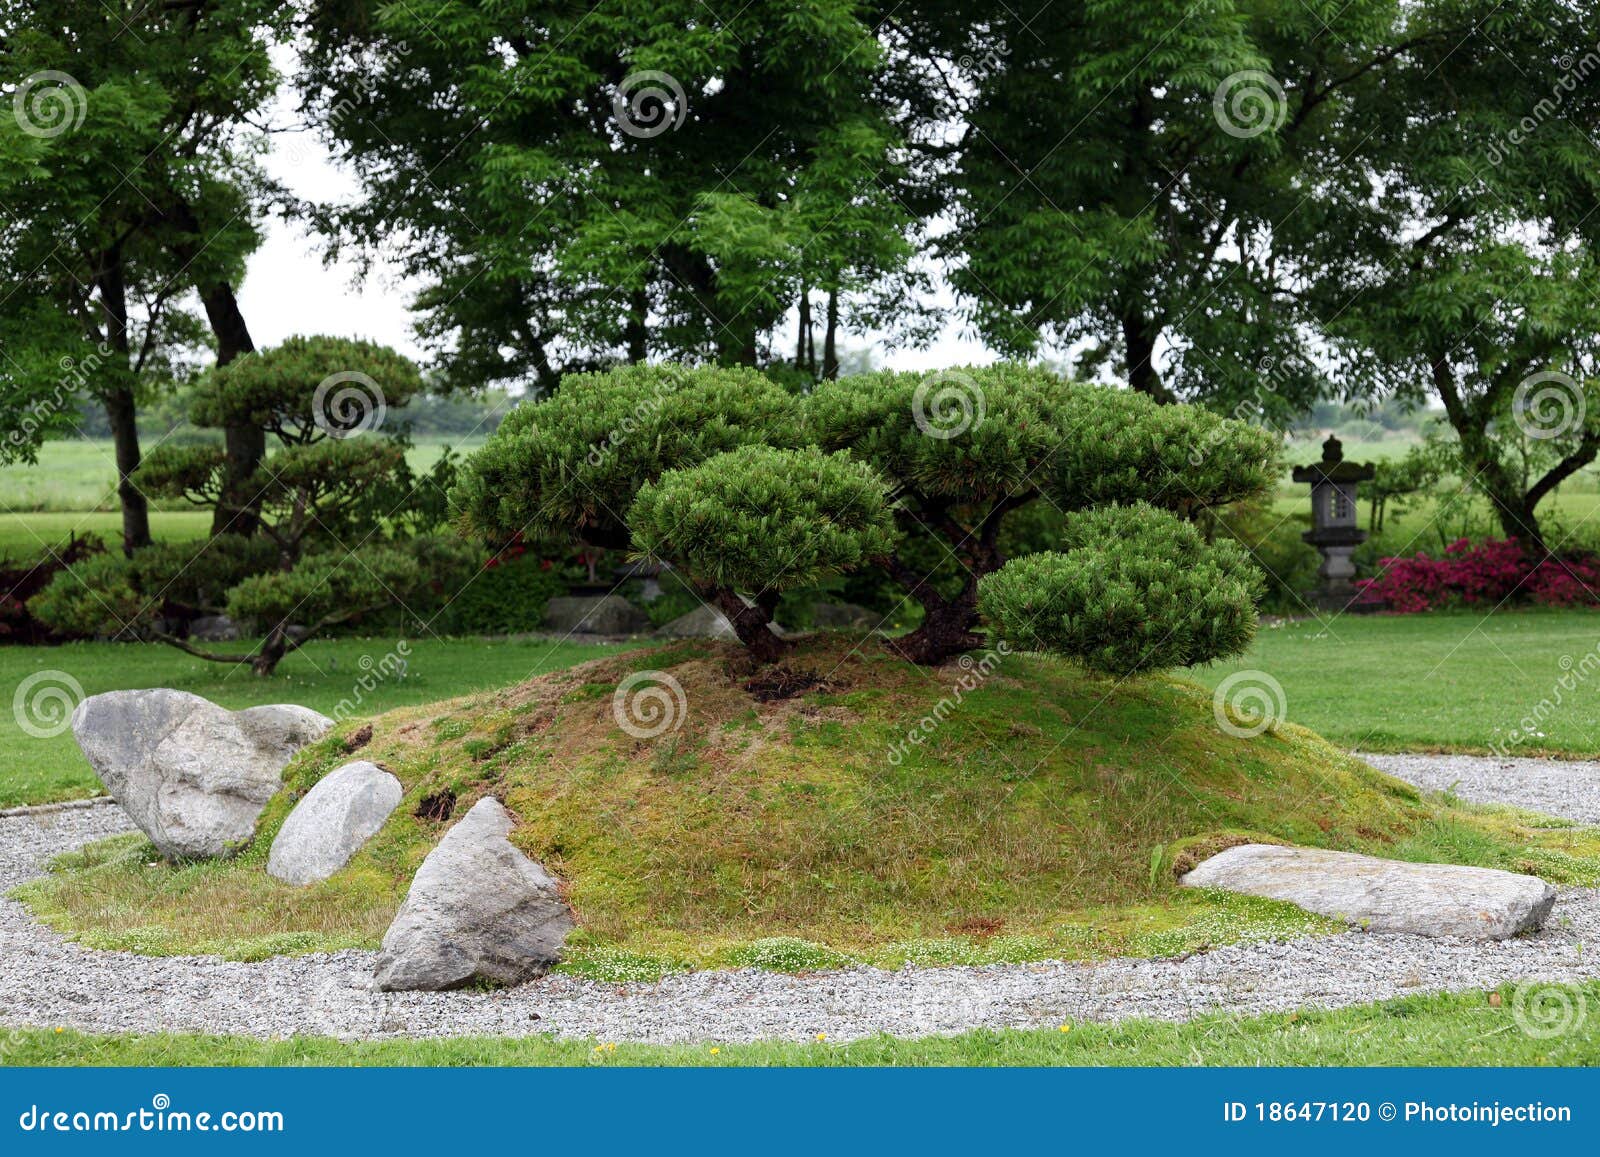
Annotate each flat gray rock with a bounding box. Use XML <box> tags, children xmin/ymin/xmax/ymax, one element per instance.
<box><xmin>267</xmin><ymin>761</ymin><xmax>402</xmax><ymax>885</ymax></box>
<box><xmin>70</xmin><ymin>690</ymin><xmax>333</xmax><ymax>861</ymax></box>
<box><xmin>1181</xmin><ymin>843</ymin><xmax>1556</xmax><ymax>939</ymax></box>
<box><xmin>653</xmin><ymin>603</ymin><xmax>739</xmax><ymax>640</ymax></box>
<box><xmin>374</xmin><ymin>798</ymin><xmax>575</xmax><ymax>991</ymax></box>
<box><xmin>544</xmin><ymin>594</ymin><xmax>650</xmax><ymax>636</ymax></box>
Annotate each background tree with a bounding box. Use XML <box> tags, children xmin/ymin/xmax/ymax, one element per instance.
<box><xmin>300</xmin><ymin>0</ymin><xmax>928</xmax><ymax>386</ymax></box>
<box><xmin>0</xmin><ymin>0</ymin><xmax>285</xmax><ymax>548</ymax></box>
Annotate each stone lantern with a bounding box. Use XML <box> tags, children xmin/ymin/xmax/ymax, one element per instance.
<box><xmin>1292</xmin><ymin>435</ymin><xmax>1375</xmax><ymax>609</ymax></box>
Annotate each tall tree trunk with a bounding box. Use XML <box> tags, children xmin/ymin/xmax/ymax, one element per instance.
<box><xmin>625</xmin><ymin>288</ymin><xmax>648</xmax><ymax>364</ymax></box>
<box><xmin>95</xmin><ymin>254</ymin><xmax>150</xmax><ymax>556</ymax></box>
<box><xmin>796</xmin><ymin>288</ymin><xmax>811</xmax><ymax>373</ymax></box>
<box><xmin>1121</xmin><ymin>308</ymin><xmax>1172</xmax><ymax>402</ymax></box>
<box><xmin>196</xmin><ymin>282</ymin><xmax>262</xmax><ymax>537</ymax></box>
<box><xmin>823</xmin><ymin>288</ymin><xmax>839</xmax><ymax>380</ymax></box>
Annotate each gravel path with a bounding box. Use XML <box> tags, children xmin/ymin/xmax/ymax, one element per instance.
<box><xmin>1</xmin><ymin>757</ymin><xmax>1596</xmax><ymax>1045</ymax></box>
<box><xmin>1365</xmin><ymin>752</ymin><xmax>1600</xmax><ymax>826</ymax></box>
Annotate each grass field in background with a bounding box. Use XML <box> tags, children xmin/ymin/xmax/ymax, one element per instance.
<box><xmin>0</xmin><ymin>436</ymin><xmax>480</xmax><ymax>517</ymax></box>
<box><xmin>1194</xmin><ymin>609</ymin><xmax>1600</xmax><ymax>756</ymax></box>
<box><xmin>0</xmin><ymin>636</ymin><xmax>624</xmax><ymax>807</ymax></box>
<box><xmin>9</xmin><ymin>981</ymin><xmax>1595</xmax><ymax>1066</ymax></box>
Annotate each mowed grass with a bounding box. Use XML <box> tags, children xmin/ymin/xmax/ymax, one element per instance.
<box><xmin>1193</xmin><ymin>609</ymin><xmax>1600</xmax><ymax>756</ymax></box>
<box><xmin>0</xmin><ymin>436</ymin><xmax>480</xmax><ymax>516</ymax></box>
<box><xmin>0</xmin><ymin>637</ymin><xmax>626</xmax><ymax>807</ymax></box>
<box><xmin>22</xmin><ymin>638</ymin><xmax>1600</xmax><ymax>974</ymax></box>
<box><xmin>0</xmin><ymin>510</ymin><xmax>211</xmax><ymax>558</ymax></box>
<box><xmin>6</xmin><ymin>980</ymin><xmax>1596</xmax><ymax>1066</ymax></box>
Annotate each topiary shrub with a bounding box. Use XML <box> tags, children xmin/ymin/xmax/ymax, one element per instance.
<box><xmin>977</xmin><ymin>504</ymin><xmax>1264</xmax><ymax>676</ymax></box>
<box><xmin>808</xmin><ymin>365</ymin><xmax>1279</xmax><ymax>663</ymax></box>
<box><xmin>36</xmin><ymin>337</ymin><xmax>461</xmax><ymax>674</ymax></box>
<box><xmin>452</xmin><ymin>364</ymin><xmax>800</xmax><ymax>552</ymax></box>
<box><xmin>628</xmin><ymin>445</ymin><xmax>898</xmax><ymax>661</ymax></box>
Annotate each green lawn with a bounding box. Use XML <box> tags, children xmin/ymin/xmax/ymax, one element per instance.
<box><xmin>5</xmin><ymin>980</ymin><xmax>1593</xmax><ymax>1066</ymax></box>
<box><xmin>0</xmin><ymin>636</ymin><xmax>626</xmax><ymax>807</ymax></box>
<box><xmin>1194</xmin><ymin>608</ymin><xmax>1600</xmax><ymax>756</ymax></box>
<box><xmin>0</xmin><ymin>436</ymin><xmax>479</xmax><ymax>518</ymax></box>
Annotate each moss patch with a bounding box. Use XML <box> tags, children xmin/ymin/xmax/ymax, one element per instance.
<box><xmin>19</xmin><ymin>638</ymin><xmax>1600</xmax><ymax>970</ymax></box>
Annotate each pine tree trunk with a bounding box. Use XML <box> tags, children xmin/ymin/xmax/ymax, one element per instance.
<box><xmin>95</xmin><ymin>256</ymin><xmax>150</xmax><ymax>555</ymax></box>
<box><xmin>823</xmin><ymin>289</ymin><xmax>839</xmax><ymax>380</ymax></box>
<box><xmin>198</xmin><ymin>282</ymin><xmax>263</xmax><ymax>537</ymax></box>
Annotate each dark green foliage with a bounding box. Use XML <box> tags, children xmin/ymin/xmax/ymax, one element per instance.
<box><xmin>978</xmin><ymin>505</ymin><xmax>1263</xmax><ymax>676</ymax></box>
<box><xmin>453</xmin><ymin>364</ymin><xmax>800</xmax><ymax>550</ymax></box>
<box><xmin>433</xmin><ymin>552</ymin><xmax>570</xmax><ymax>636</ymax></box>
<box><xmin>630</xmin><ymin>446</ymin><xmax>898</xmax><ymax>594</ymax></box>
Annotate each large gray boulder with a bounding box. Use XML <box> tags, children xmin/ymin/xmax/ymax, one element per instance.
<box><xmin>544</xmin><ymin>594</ymin><xmax>650</xmax><ymax>636</ymax></box>
<box><xmin>267</xmin><ymin>761</ymin><xmax>403</xmax><ymax>885</ymax></box>
<box><xmin>1180</xmin><ymin>843</ymin><xmax>1556</xmax><ymax>939</ymax></box>
<box><xmin>374</xmin><ymin>797</ymin><xmax>575</xmax><ymax>991</ymax></box>
<box><xmin>809</xmin><ymin>601</ymin><xmax>878</xmax><ymax>630</ymax></box>
<box><xmin>70</xmin><ymin>690</ymin><xmax>333</xmax><ymax>860</ymax></box>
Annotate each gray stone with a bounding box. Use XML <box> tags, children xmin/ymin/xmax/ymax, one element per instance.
<box><xmin>654</xmin><ymin>603</ymin><xmax>739</xmax><ymax>640</ymax></box>
<box><xmin>809</xmin><ymin>602</ymin><xmax>879</xmax><ymax>630</ymax></box>
<box><xmin>70</xmin><ymin>690</ymin><xmax>333</xmax><ymax>860</ymax></box>
<box><xmin>374</xmin><ymin>798</ymin><xmax>575</xmax><ymax>991</ymax></box>
<box><xmin>1181</xmin><ymin>843</ymin><xmax>1556</xmax><ymax>939</ymax></box>
<box><xmin>543</xmin><ymin>595</ymin><xmax>650</xmax><ymax>636</ymax></box>
<box><xmin>187</xmin><ymin>614</ymin><xmax>239</xmax><ymax>642</ymax></box>
<box><xmin>267</xmin><ymin>761</ymin><xmax>402</xmax><ymax>885</ymax></box>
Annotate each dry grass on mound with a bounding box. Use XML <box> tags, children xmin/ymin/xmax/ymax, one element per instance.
<box><xmin>20</xmin><ymin>637</ymin><xmax>1600</xmax><ymax>974</ymax></box>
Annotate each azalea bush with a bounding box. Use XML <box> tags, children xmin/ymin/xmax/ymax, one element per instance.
<box><xmin>1358</xmin><ymin>538</ymin><xmax>1600</xmax><ymax>612</ymax></box>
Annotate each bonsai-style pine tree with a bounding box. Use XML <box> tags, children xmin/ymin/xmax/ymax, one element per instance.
<box><xmin>452</xmin><ymin>363</ymin><xmax>800</xmax><ymax>553</ymax></box>
<box><xmin>628</xmin><ymin>446</ymin><xmax>898</xmax><ymax>661</ymax></box>
<box><xmin>35</xmin><ymin>337</ymin><xmax>468</xmax><ymax>674</ymax></box>
<box><xmin>977</xmin><ymin>504</ymin><xmax>1264</xmax><ymax>675</ymax></box>
<box><xmin>807</xmin><ymin>365</ymin><xmax>1280</xmax><ymax>663</ymax></box>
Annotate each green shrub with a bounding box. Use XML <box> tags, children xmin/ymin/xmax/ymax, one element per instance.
<box><xmin>435</xmin><ymin>549</ymin><xmax>570</xmax><ymax>635</ymax></box>
<box><xmin>452</xmin><ymin>364</ymin><xmax>800</xmax><ymax>551</ymax></box>
<box><xmin>977</xmin><ymin>504</ymin><xmax>1264</xmax><ymax>675</ymax></box>
<box><xmin>629</xmin><ymin>445</ymin><xmax>898</xmax><ymax>659</ymax></box>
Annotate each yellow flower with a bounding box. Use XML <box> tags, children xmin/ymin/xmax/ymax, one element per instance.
<box><xmin>709</xmin><ymin>1047</ymin><xmax>720</xmax><ymax>1055</ymax></box>
<box><xmin>54</xmin><ymin>1027</ymin><xmax>64</xmax><ymax>1034</ymax></box>
<box><xmin>815</xmin><ymin>1032</ymin><xmax>827</xmax><ymax>1041</ymax></box>
<box><xmin>1058</xmin><ymin>1024</ymin><xmax>1071</xmax><ymax>1033</ymax></box>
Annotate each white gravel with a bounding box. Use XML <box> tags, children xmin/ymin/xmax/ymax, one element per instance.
<box><xmin>1</xmin><ymin>756</ymin><xmax>1596</xmax><ymax>1045</ymax></box>
<box><xmin>1364</xmin><ymin>752</ymin><xmax>1600</xmax><ymax>826</ymax></box>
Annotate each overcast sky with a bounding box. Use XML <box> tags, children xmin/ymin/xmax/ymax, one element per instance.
<box><xmin>236</xmin><ymin>95</ymin><xmax>994</xmax><ymax>381</ymax></box>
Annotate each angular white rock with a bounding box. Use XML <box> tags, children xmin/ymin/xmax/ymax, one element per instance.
<box><xmin>1181</xmin><ymin>843</ymin><xmax>1556</xmax><ymax>939</ymax></box>
<box><xmin>374</xmin><ymin>797</ymin><xmax>574</xmax><ymax>991</ymax></box>
<box><xmin>70</xmin><ymin>689</ymin><xmax>332</xmax><ymax>860</ymax></box>
<box><xmin>267</xmin><ymin>760</ymin><xmax>402</xmax><ymax>885</ymax></box>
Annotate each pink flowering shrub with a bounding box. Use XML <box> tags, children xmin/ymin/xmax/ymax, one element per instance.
<box><xmin>1357</xmin><ymin>538</ymin><xmax>1600</xmax><ymax>611</ymax></box>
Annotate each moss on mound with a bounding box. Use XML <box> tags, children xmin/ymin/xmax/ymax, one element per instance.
<box><xmin>20</xmin><ymin>639</ymin><xmax>1600</xmax><ymax>976</ymax></box>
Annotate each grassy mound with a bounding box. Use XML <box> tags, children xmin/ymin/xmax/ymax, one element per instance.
<box><xmin>20</xmin><ymin>639</ymin><xmax>1600</xmax><ymax>977</ymax></box>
